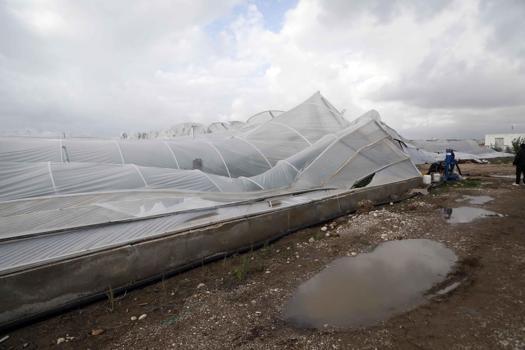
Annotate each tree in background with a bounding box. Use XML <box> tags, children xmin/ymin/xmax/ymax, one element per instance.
<box><xmin>511</xmin><ymin>136</ymin><xmax>525</xmax><ymax>154</ymax></box>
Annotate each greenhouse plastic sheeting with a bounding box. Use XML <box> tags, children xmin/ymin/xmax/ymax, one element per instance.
<box><xmin>246</xmin><ymin>110</ymin><xmax>283</xmax><ymax>125</ymax></box>
<box><xmin>0</xmin><ymin>118</ymin><xmax>420</xmax><ymax>202</ymax></box>
<box><xmin>349</xmin><ymin>110</ymin><xmax>513</xmax><ymax>164</ymax></box>
<box><xmin>409</xmin><ymin>139</ymin><xmax>513</xmax><ymax>163</ymax></box>
<box><xmin>413</xmin><ymin>139</ymin><xmax>493</xmax><ymax>155</ymax></box>
<box><xmin>0</xmin><ymin>92</ymin><xmax>425</xmax><ymax>238</ymax></box>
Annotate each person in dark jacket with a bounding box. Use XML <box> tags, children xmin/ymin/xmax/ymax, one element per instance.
<box><xmin>513</xmin><ymin>143</ymin><xmax>525</xmax><ymax>185</ymax></box>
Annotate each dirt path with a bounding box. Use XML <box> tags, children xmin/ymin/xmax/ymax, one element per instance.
<box><xmin>2</xmin><ymin>163</ymin><xmax>525</xmax><ymax>350</ymax></box>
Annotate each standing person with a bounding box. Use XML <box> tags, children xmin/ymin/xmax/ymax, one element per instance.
<box><xmin>513</xmin><ymin>143</ymin><xmax>525</xmax><ymax>186</ymax></box>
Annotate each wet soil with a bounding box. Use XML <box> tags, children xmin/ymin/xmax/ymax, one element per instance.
<box><xmin>2</xmin><ymin>162</ymin><xmax>525</xmax><ymax>349</ymax></box>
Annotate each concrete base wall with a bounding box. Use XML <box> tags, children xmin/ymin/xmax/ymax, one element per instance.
<box><xmin>0</xmin><ymin>178</ymin><xmax>421</xmax><ymax>330</ymax></box>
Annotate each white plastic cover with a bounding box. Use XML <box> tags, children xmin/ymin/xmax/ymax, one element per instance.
<box><xmin>0</xmin><ymin>93</ymin><xmax>422</xmax><ymax>202</ymax></box>
<box><xmin>409</xmin><ymin>139</ymin><xmax>513</xmax><ymax>163</ymax></box>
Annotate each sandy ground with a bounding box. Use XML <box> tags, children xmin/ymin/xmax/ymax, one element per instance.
<box><xmin>2</xmin><ymin>162</ymin><xmax>525</xmax><ymax>350</ymax></box>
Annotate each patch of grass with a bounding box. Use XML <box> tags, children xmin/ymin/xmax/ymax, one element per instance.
<box><xmin>106</xmin><ymin>286</ymin><xmax>115</xmax><ymax>312</ymax></box>
<box><xmin>433</xmin><ymin>178</ymin><xmax>482</xmax><ymax>193</ymax></box>
<box><xmin>232</xmin><ymin>255</ymin><xmax>249</xmax><ymax>282</ymax></box>
<box><xmin>231</xmin><ymin>253</ymin><xmax>266</xmax><ymax>282</ymax></box>
<box><xmin>258</xmin><ymin>240</ymin><xmax>272</xmax><ymax>258</ymax></box>
<box><xmin>311</xmin><ymin>231</ymin><xmax>324</xmax><ymax>241</ymax></box>
<box><xmin>222</xmin><ymin>255</ymin><xmax>229</xmax><ymax>268</ymax></box>
<box><xmin>160</xmin><ymin>315</ymin><xmax>180</xmax><ymax>326</ymax></box>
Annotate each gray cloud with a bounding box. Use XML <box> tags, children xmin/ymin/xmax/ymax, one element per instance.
<box><xmin>479</xmin><ymin>0</ymin><xmax>525</xmax><ymax>60</ymax></box>
<box><xmin>369</xmin><ymin>0</ymin><xmax>525</xmax><ymax>111</ymax></box>
<box><xmin>397</xmin><ymin>105</ymin><xmax>525</xmax><ymax>140</ymax></box>
<box><xmin>1</xmin><ymin>0</ymin><xmax>524</xmax><ymax>138</ymax></box>
<box><xmin>373</xmin><ymin>56</ymin><xmax>525</xmax><ymax>109</ymax></box>
<box><xmin>318</xmin><ymin>0</ymin><xmax>453</xmax><ymax>25</ymax></box>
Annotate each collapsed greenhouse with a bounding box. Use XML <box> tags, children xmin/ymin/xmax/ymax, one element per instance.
<box><xmin>1</xmin><ymin>92</ymin><xmax>429</xmax><ymax>328</ymax></box>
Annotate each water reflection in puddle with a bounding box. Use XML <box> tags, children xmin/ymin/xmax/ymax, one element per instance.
<box><xmin>283</xmin><ymin>239</ymin><xmax>457</xmax><ymax>329</ymax></box>
<box><xmin>455</xmin><ymin>195</ymin><xmax>494</xmax><ymax>205</ymax></box>
<box><xmin>442</xmin><ymin>207</ymin><xmax>499</xmax><ymax>224</ymax></box>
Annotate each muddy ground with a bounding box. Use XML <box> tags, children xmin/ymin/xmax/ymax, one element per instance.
<box><xmin>1</xmin><ymin>162</ymin><xmax>525</xmax><ymax>350</ymax></box>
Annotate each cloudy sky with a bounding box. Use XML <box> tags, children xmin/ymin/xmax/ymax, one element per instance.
<box><xmin>1</xmin><ymin>0</ymin><xmax>524</xmax><ymax>139</ymax></box>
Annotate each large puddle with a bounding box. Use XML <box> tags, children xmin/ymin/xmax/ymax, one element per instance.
<box><xmin>442</xmin><ymin>206</ymin><xmax>499</xmax><ymax>224</ymax></box>
<box><xmin>282</xmin><ymin>239</ymin><xmax>457</xmax><ymax>329</ymax></box>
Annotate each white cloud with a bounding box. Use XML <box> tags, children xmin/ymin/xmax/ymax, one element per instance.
<box><xmin>0</xmin><ymin>0</ymin><xmax>524</xmax><ymax>138</ymax></box>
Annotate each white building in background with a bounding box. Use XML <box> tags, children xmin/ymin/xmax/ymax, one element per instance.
<box><xmin>485</xmin><ymin>133</ymin><xmax>525</xmax><ymax>150</ymax></box>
